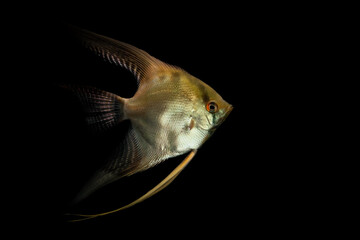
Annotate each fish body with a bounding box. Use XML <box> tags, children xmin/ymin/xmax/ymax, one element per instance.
<box><xmin>66</xmin><ymin>26</ymin><xmax>232</xmax><ymax>204</ymax></box>
<box><xmin>126</xmin><ymin>69</ymin><xmax>231</xmax><ymax>167</ymax></box>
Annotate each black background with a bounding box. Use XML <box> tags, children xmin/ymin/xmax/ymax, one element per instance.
<box><xmin>6</xmin><ymin>3</ymin><xmax>330</xmax><ymax>237</ymax></box>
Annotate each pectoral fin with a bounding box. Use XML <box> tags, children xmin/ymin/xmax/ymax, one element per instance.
<box><xmin>67</xmin><ymin>150</ymin><xmax>197</xmax><ymax>222</ymax></box>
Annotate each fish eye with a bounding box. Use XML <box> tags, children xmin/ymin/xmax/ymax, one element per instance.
<box><xmin>206</xmin><ymin>101</ymin><xmax>218</xmax><ymax>113</ymax></box>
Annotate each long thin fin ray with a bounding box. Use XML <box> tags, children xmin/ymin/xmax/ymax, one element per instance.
<box><xmin>67</xmin><ymin>150</ymin><xmax>197</xmax><ymax>222</ymax></box>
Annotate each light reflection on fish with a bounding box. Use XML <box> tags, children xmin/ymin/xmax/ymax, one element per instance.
<box><xmin>65</xmin><ymin>26</ymin><xmax>232</xmax><ymax>221</ymax></box>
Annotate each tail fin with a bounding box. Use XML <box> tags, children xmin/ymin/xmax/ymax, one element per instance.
<box><xmin>63</xmin><ymin>85</ymin><xmax>127</xmax><ymax>133</ymax></box>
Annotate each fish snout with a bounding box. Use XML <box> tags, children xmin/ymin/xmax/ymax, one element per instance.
<box><xmin>217</xmin><ymin>104</ymin><xmax>233</xmax><ymax>126</ymax></box>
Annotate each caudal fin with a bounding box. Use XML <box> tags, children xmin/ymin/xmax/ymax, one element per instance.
<box><xmin>63</xmin><ymin>85</ymin><xmax>127</xmax><ymax>133</ymax></box>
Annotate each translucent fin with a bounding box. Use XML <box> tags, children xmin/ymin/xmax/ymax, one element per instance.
<box><xmin>69</xmin><ymin>25</ymin><xmax>175</xmax><ymax>86</ymax></box>
<box><xmin>63</xmin><ymin>85</ymin><xmax>127</xmax><ymax>133</ymax></box>
<box><xmin>72</xmin><ymin>127</ymin><xmax>144</xmax><ymax>204</ymax></box>
<box><xmin>67</xmin><ymin>150</ymin><xmax>197</xmax><ymax>222</ymax></box>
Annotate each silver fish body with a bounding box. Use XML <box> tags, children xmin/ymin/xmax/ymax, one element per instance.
<box><xmin>125</xmin><ymin>70</ymin><xmax>232</xmax><ymax>168</ymax></box>
<box><xmin>66</xmin><ymin>26</ymin><xmax>232</xmax><ymax>205</ymax></box>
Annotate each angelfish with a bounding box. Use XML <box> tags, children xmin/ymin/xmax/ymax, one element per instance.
<box><xmin>66</xmin><ymin>27</ymin><xmax>232</xmax><ymax>221</ymax></box>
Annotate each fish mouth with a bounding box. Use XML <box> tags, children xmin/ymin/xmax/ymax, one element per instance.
<box><xmin>199</xmin><ymin>104</ymin><xmax>233</xmax><ymax>132</ymax></box>
<box><xmin>206</xmin><ymin>104</ymin><xmax>233</xmax><ymax>132</ymax></box>
<box><xmin>216</xmin><ymin>104</ymin><xmax>233</xmax><ymax>127</ymax></box>
<box><xmin>198</xmin><ymin>104</ymin><xmax>233</xmax><ymax>145</ymax></box>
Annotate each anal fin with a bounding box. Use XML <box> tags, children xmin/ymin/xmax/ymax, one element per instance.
<box><xmin>67</xmin><ymin>150</ymin><xmax>197</xmax><ymax>222</ymax></box>
<box><xmin>72</xmin><ymin>127</ymin><xmax>142</xmax><ymax>204</ymax></box>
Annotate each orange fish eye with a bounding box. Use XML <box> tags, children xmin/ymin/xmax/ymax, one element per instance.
<box><xmin>206</xmin><ymin>101</ymin><xmax>218</xmax><ymax>113</ymax></box>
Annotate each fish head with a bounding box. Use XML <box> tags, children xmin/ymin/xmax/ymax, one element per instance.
<box><xmin>187</xmin><ymin>75</ymin><xmax>233</xmax><ymax>141</ymax></box>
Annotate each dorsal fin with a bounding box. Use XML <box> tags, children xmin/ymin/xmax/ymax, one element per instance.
<box><xmin>69</xmin><ymin>25</ymin><xmax>174</xmax><ymax>86</ymax></box>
